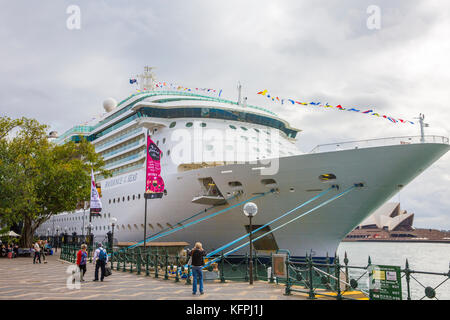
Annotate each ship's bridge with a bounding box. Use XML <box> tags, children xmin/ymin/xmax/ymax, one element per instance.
<box><xmin>87</xmin><ymin>90</ymin><xmax>301</xmax><ymax>142</ymax></box>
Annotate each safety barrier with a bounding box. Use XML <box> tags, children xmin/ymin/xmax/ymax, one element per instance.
<box><xmin>59</xmin><ymin>244</ymin><xmax>449</xmax><ymax>300</ymax></box>
<box><xmin>283</xmin><ymin>252</ymin><xmax>450</xmax><ymax>300</ymax></box>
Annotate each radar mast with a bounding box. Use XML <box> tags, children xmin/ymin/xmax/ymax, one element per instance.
<box><xmin>137</xmin><ymin>66</ymin><xmax>156</xmax><ymax>91</ymax></box>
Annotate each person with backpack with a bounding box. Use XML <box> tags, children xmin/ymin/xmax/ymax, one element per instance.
<box><xmin>76</xmin><ymin>244</ymin><xmax>88</xmax><ymax>282</ymax></box>
<box><xmin>93</xmin><ymin>243</ymin><xmax>108</xmax><ymax>282</ymax></box>
<box><xmin>188</xmin><ymin>242</ymin><xmax>207</xmax><ymax>295</ymax></box>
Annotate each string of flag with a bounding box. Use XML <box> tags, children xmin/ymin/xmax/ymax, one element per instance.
<box><xmin>257</xmin><ymin>89</ymin><xmax>414</xmax><ymax>125</ymax></box>
<box><xmin>129</xmin><ymin>78</ymin><xmax>222</xmax><ymax>97</ymax></box>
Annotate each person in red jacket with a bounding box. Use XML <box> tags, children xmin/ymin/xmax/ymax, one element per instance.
<box><xmin>76</xmin><ymin>244</ymin><xmax>88</xmax><ymax>282</ymax></box>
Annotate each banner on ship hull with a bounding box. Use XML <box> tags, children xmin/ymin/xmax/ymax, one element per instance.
<box><xmin>90</xmin><ymin>169</ymin><xmax>102</xmax><ymax>216</ymax></box>
<box><xmin>145</xmin><ymin>134</ymin><xmax>165</xmax><ymax>199</ymax></box>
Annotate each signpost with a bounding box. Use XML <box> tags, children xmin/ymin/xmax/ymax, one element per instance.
<box><xmin>368</xmin><ymin>265</ymin><xmax>402</xmax><ymax>300</ymax></box>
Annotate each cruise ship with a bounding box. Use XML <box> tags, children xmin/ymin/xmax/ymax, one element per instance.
<box><xmin>36</xmin><ymin>67</ymin><xmax>450</xmax><ymax>259</ymax></box>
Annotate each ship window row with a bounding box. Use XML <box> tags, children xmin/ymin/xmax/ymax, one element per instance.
<box><xmin>169</xmin><ymin>121</ymin><xmax>208</xmax><ymax>129</ymax></box>
<box><xmin>108</xmin><ymin>190</ymin><xmax>168</xmax><ymax>205</ymax></box>
<box><xmin>90</xmin><ymin>107</ymin><xmax>297</xmax><ymax>142</ymax></box>
<box><xmin>93</xmin><ymin>113</ymin><xmax>141</xmax><ymax>140</ymax></box>
<box><xmin>101</xmin><ymin>137</ymin><xmax>143</xmax><ymax>159</ymax></box>
<box><xmin>96</xmin><ymin>127</ymin><xmax>143</xmax><ymax>150</ymax></box>
<box><xmin>109</xmin><ymin>193</ymin><xmax>141</xmax><ymax>204</ymax></box>
<box><xmin>102</xmin><ymin>162</ymin><xmax>145</xmax><ymax>179</ymax></box>
<box><xmin>48</xmin><ymin>212</ymin><xmax>112</xmax><ymax>226</ymax></box>
<box><xmin>104</xmin><ymin>150</ymin><xmax>145</xmax><ymax>169</ymax></box>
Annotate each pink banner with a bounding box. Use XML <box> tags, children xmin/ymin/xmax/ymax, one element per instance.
<box><xmin>145</xmin><ymin>135</ymin><xmax>165</xmax><ymax>199</ymax></box>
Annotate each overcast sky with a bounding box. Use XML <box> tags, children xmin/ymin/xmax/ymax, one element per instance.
<box><xmin>1</xmin><ymin>0</ymin><xmax>449</xmax><ymax>229</ymax></box>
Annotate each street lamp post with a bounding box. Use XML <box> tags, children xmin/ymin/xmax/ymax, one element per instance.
<box><xmin>82</xmin><ymin>201</ymin><xmax>87</xmax><ymax>239</ymax></box>
<box><xmin>243</xmin><ymin>202</ymin><xmax>258</xmax><ymax>285</ymax></box>
<box><xmin>110</xmin><ymin>217</ymin><xmax>117</xmax><ymax>251</ymax></box>
<box><xmin>64</xmin><ymin>227</ymin><xmax>68</xmax><ymax>246</ymax></box>
<box><xmin>55</xmin><ymin>226</ymin><xmax>60</xmax><ymax>252</ymax></box>
<box><xmin>87</xmin><ymin>223</ymin><xmax>93</xmax><ymax>247</ymax></box>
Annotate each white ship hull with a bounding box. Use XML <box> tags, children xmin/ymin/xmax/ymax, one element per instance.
<box><xmin>42</xmin><ymin>142</ymin><xmax>447</xmax><ymax>259</ymax></box>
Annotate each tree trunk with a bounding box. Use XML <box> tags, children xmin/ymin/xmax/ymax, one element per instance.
<box><xmin>19</xmin><ymin>217</ymin><xmax>36</xmax><ymax>248</ymax></box>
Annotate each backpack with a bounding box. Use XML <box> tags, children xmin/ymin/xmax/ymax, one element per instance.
<box><xmin>80</xmin><ymin>251</ymin><xmax>87</xmax><ymax>265</ymax></box>
<box><xmin>98</xmin><ymin>248</ymin><xmax>107</xmax><ymax>262</ymax></box>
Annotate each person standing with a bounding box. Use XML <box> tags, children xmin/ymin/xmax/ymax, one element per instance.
<box><xmin>76</xmin><ymin>244</ymin><xmax>88</xmax><ymax>282</ymax></box>
<box><xmin>188</xmin><ymin>242</ymin><xmax>207</xmax><ymax>295</ymax></box>
<box><xmin>13</xmin><ymin>244</ymin><xmax>19</xmax><ymax>258</ymax></box>
<box><xmin>33</xmin><ymin>241</ymin><xmax>41</xmax><ymax>264</ymax></box>
<box><xmin>39</xmin><ymin>240</ymin><xmax>47</xmax><ymax>263</ymax></box>
<box><xmin>93</xmin><ymin>243</ymin><xmax>108</xmax><ymax>282</ymax></box>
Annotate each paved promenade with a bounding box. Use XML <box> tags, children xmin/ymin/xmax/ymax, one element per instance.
<box><xmin>0</xmin><ymin>253</ymin><xmax>366</xmax><ymax>300</ymax></box>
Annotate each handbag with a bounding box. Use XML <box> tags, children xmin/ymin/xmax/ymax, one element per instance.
<box><xmin>105</xmin><ymin>266</ymin><xmax>112</xmax><ymax>277</ymax></box>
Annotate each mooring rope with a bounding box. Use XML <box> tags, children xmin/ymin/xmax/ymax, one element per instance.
<box><xmin>126</xmin><ymin>190</ymin><xmax>275</xmax><ymax>250</ymax></box>
<box><xmin>206</xmin><ymin>186</ymin><xmax>336</xmax><ymax>258</ymax></box>
<box><xmin>131</xmin><ymin>193</ymin><xmax>240</xmax><ymax>248</ymax></box>
<box><xmin>203</xmin><ymin>184</ymin><xmax>358</xmax><ymax>268</ymax></box>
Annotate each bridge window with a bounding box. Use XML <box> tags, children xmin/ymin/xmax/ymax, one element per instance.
<box><xmin>169</xmin><ymin>122</ymin><xmax>176</xmax><ymax>128</ymax></box>
<box><xmin>186</xmin><ymin>122</ymin><xmax>193</xmax><ymax>128</ymax></box>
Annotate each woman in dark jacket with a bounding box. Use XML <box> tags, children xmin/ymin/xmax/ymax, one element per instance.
<box><xmin>188</xmin><ymin>242</ymin><xmax>206</xmax><ymax>295</ymax></box>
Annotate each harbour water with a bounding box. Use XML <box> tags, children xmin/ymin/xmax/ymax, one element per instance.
<box><xmin>337</xmin><ymin>242</ymin><xmax>450</xmax><ymax>300</ymax></box>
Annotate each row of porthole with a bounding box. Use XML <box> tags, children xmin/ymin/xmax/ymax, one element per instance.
<box><xmin>109</xmin><ymin>193</ymin><xmax>141</xmax><ymax>204</ymax></box>
<box><xmin>170</xmin><ymin>121</ymin><xmax>273</xmax><ymax>135</ymax></box>
<box><xmin>169</xmin><ymin>121</ymin><xmax>207</xmax><ymax>129</ymax></box>
<box><xmin>108</xmin><ymin>191</ymin><xmax>168</xmax><ymax>204</ymax></box>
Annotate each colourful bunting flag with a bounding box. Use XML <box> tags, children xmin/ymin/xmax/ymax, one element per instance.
<box><xmin>256</xmin><ymin>89</ymin><xmax>414</xmax><ymax>125</ymax></box>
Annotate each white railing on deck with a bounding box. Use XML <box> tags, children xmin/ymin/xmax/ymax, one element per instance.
<box><xmin>309</xmin><ymin>135</ymin><xmax>449</xmax><ymax>154</ymax></box>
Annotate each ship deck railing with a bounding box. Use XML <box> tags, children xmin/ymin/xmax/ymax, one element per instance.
<box><xmin>309</xmin><ymin>135</ymin><xmax>449</xmax><ymax>154</ymax></box>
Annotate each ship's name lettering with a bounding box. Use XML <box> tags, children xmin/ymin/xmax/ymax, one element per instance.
<box><xmin>105</xmin><ymin>173</ymin><xmax>137</xmax><ymax>188</ymax></box>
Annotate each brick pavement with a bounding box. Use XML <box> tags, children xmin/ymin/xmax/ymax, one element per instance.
<box><xmin>0</xmin><ymin>253</ymin><xmax>367</xmax><ymax>300</ymax></box>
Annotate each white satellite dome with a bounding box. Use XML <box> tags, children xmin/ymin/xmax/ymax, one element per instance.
<box><xmin>103</xmin><ymin>98</ymin><xmax>117</xmax><ymax>112</ymax></box>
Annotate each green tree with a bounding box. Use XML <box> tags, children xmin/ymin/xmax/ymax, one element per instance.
<box><xmin>0</xmin><ymin>116</ymin><xmax>109</xmax><ymax>247</ymax></box>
